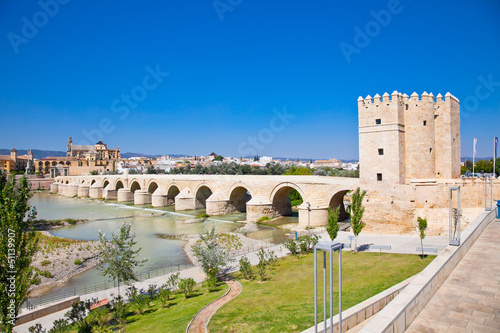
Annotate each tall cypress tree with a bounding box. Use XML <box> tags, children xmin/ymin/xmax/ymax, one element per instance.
<box><xmin>0</xmin><ymin>173</ymin><xmax>39</xmax><ymax>333</ymax></box>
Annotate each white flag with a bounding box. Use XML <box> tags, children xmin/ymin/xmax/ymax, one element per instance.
<box><xmin>473</xmin><ymin>138</ymin><xmax>477</xmax><ymax>159</ymax></box>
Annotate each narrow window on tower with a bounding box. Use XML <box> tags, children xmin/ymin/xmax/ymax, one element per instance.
<box><xmin>430</xmin><ymin>148</ymin><xmax>432</xmax><ymax>153</ymax></box>
<box><xmin>423</xmin><ymin>120</ymin><xmax>427</xmax><ymax>126</ymax></box>
<box><xmin>378</xmin><ymin>148</ymin><xmax>384</xmax><ymax>155</ymax></box>
<box><xmin>377</xmin><ymin>173</ymin><xmax>383</xmax><ymax>181</ymax></box>
<box><xmin>375</xmin><ymin>119</ymin><xmax>381</xmax><ymax>125</ymax></box>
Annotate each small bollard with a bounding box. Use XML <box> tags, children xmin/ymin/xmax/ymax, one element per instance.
<box><xmin>497</xmin><ymin>200</ymin><xmax>500</xmax><ymax>219</ymax></box>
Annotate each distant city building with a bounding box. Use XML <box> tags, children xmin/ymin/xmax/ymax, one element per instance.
<box><xmin>313</xmin><ymin>158</ymin><xmax>342</xmax><ymax>168</ymax></box>
<box><xmin>0</xmin><ymin>148</ymin><xmax>34</xmax><ymax>173</ymax></box>
<box><xmin>36</xmin><ymin>137</ymin><xmax>121</xmax><ymax>177</ymax></box>
<box><xmin>67</xmin><ymin>137</ymin><xmax>120</xmax><ymax>160</ymax></box>
<box><xmin>358</xmin><ymin>91</ymin><xmax>460</xmax><ymax>184</ymax></box>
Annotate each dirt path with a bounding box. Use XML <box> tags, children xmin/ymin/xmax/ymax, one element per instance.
<box><xmin>187</xmin><ymin>279</ymin><xmax>242</xmax><ymax>333</ymax></box>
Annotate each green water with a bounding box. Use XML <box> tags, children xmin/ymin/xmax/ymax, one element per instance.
<box><xmin>29</xmin><ymin>192</ymin><xmax>296</xmax><ymax>297</ymax></box>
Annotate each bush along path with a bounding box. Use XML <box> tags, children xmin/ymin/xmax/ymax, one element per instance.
<box><xmin>187</xmin><ymin>279</ymin><xmax>242</xmax><ymax>333</ymax></box>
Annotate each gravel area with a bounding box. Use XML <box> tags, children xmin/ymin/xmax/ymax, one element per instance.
<box><xmin>29</xmin><ymin>231</ymin><xmax>102</xmax><ymax>297</ymax></box>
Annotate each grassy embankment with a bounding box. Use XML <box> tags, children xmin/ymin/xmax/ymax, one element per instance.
<box><xmin>209</xmin><ymin>251</ymin><xmax>435</xmax><ymax>332</ymax></box>
<box><xmin>63</xmin><ymin>251</ymin><xmax>433</xmax><ymax>332</ymax></box>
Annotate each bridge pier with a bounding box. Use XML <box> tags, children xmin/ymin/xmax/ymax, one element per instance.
<box><xmin>78</xmin><ymin>184</ymin><xmax>89</xmax><ymax>198</ymax></box>
<box><xmin>89</xmin><ymin>186</ymin><xmax>103</xmax><ymax>199</ymax></box>
<box><xmin>246</xmin><ymin>198</ymin><xmax>274</xmax><ymax>222</ymax></box>
<box><xmin>297</xmin><ymin>205</ymin><xmax>329</xmax><ymax>228</ymax></box>
<box><xmin>206</xmin><ymin>199</ymin><xmax>233</xmax><ymax>215</ymax></box>
<box><xmin>134</xmin><ymin>190</ymin><xmax>152</xmax><ymax>205</ymax></box>
<box><xmin>175</xmin><ymin>196</ymin><xmax>196</xmax><ymax>210</ymax></box>
<box><xmin>103</xmin><ymin>189</ymin><xmax>117</xmax><ymax>200</ymax></box>
<box><xmin>117</xmin><ymin>189</ymin><xmax>133</xmax><ymax>202</ymax></box>
<box><xmin>175</xmin><ymin>188</ymin><xmax>196</xmax><ymax>210</ymax></box>
<box><xmin>58</xmin><ymin>184</ymin><xmax>66</xmax><ymax>196</ymax></box>
<box><xmin>66</xmin><ymin>183</ymin><xmax>79</xmax><ymax>197</ymax></box>
<box><xmin>151</xmin><ymin>189</ymin><xmax>168</xmax><ymax>207</ymax></box>
<box><xmin>50</xmin><ymin>182</ymin><xmax>59</xmax><ymax>194</ymax></box>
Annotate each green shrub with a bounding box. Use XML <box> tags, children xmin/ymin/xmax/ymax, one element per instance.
<box><xmin>239</xmin><ymin>256</ymin><xmax>252</xmax><ymax>279</ymax></box>
<box><xmin>196</xmin><ymin>213</ymin><xmax>209</xmax><ymax>219</ymax></box>
<box><xmin>74</xmin><ymin>259</ymin><xmax>82</xmax><ymax>265</ymax></box>
<box><xmin>257</xmin><ymin>216</ymin><xmax>270</xmax><ymax>223</ymax></box>
<box><xmin>39</xmin><ymin>270</ymin><xmax>52</xmax><ymax>278</ymax></box>
<box><xmin>284</xmin><ymin>239</ymin><xmax>299</xmax><ymax>255</ymax></box>
<box><xmin>178</xmin><ymin>278</ymin><xmax>196</xmax><ymax>298</ymax></box>
<box><xmin>40</xmin><ymin>259</ymin><xmax>51</xmax><ymax>266</ymax></box>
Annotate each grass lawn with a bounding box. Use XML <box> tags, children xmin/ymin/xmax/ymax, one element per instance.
<box><xmin>125</xmin><ymin>285</ymin><xmax>227</xmax><ymax>332</ymax></box>
<box><xmin>64</xmin><ymin>283</ymin><xmax>228</xmax><ymax>333</ymax></box>
<box><xmin>208</xmin><ymin>251</ymin><xmax>435</xmax><ymax>333</ymax></box>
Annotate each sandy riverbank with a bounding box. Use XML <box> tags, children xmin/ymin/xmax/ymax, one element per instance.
<box><xmin>29</xmin><ymin>228</ymin><xmax>102</xmax><ymax>297</ymax></box>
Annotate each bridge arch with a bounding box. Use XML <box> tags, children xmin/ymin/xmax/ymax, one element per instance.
<box><xmin>90</xmin><ymin>179</ymin><xmax>96</xmax><ymax>186</ymax></box>
<box><xmin>228</xmin><ymin>185</ymin><xmax>252</xmax><ymax>213</ymax></box>
<box><xmin>115</xmin><ymin>180</ymin><xmax>124</xmax><ymax>190</ymax></box>
<box><xmin>270</xmin><ymin>182</ymin><xmax>306</xmax><ymax>217</ymax></box>
<box><xmin>195</xmin><ymin>184</ymin><xmax>213</xmax><ymax>209</ymax></box>
<box><xmin>329</xmin><ymin>189</ymin><xmax>351</xmax><ymax>221</ymax></box>
<box><xmin>166</xmin><ymin>184</ymin><xmax>180</xmax><ymax>205</ymax></box>
<box><xmin>130</xmin><ymin>180</ymin><xmax>141</xmax><ymax>193</ymax></box>
<box><xmin>147</xmin><ymin>180</ymin><xmax>159</xmax><ymax>195</ymax></box>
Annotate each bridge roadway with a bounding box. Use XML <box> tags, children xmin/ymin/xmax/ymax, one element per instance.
<box><xmin>50</xmin><ymin>174</ymin><xmax>359</xmax><ymax>227</ymax></box>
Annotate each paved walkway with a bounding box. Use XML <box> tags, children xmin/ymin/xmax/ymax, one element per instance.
<box><xmin>14</xmin><ymin>230</ymin><xmax>450</xmax><ymax>332</ymax></box>
<box><xmin>407</xmin><ymin>220</ymin><xmax>500</xmax><ymax>333</ymax></box>
<box><xmin>187</xmin><ymin>279</ymin><xmax>242</xmax><ymax>333</ymax></box>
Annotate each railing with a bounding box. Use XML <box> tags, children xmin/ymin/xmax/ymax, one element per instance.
<box><xmin>25</xmin><ymin>263</ymin><xmax>192</xmax><ymax>309</ymax></box>
<box><xmin>25</xmin><ymin>227</ymin><xmax>329</xmax><ymax>310</ymax></box>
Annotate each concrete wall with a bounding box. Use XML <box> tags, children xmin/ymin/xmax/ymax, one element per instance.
<box><xmin>302</xmin><ymin>277</ymin><xmax>413</xmax><ymax>333</ymax></box>
<box><xmin>15</xmin><ymin>296</ymin><xmax>79</xmax><ymax>326</ymax></box>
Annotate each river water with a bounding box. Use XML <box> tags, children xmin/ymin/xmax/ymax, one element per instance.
<box><xmin>29</xmin><ymin>192</ymin><xmax>295</xmax><ymax>297</ymax></box>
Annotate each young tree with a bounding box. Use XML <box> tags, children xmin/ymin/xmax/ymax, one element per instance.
<box><xmin>418</xmin><ymin>217</ymin><xmax>428</xmax><ymax>259</ymax></box>
<box><xmin>192</xmin><ymin>224</ymin><xmax>234</xmax><ymax>282</ymax></box>
<box><xmin>326</xmin><ymin>206</ymin><xmax>340</xmax><ymax>241</ymax></box>
<box><xmin>98</xmin><ymin>222</ymin><xmax>148</xmax><ymax>296</ymax></box>
<box><xmin>0</xmin><ymin>174</ymin><xmax>39</xmax><ymax>333</ymax></box>
<box><xmin>349</xmin><ymin>187</ymin><xmax>367</xmax><ymax>252</ymax></box>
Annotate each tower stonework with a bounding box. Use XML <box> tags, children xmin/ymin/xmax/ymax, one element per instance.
<box><xmin>358</xmin><ymin>91</ymin><xmax>460</xmax><ymax>184</ymax></box>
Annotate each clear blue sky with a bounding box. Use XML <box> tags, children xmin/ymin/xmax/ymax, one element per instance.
<box><xmin>1</xmin><ymin>0</ymin><xmax>499</xmax><ymax>159</ymax></box>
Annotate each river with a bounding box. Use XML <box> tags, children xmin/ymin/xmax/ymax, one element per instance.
<box><xmin>29</xmin><ymin>192</ymin><xmax>295</xmax><ymax>298</ymax></box>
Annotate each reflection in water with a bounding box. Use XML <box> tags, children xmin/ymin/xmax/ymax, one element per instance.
<box><xmin>29</xmin><ymin>192</ymin><xmax>297</xmax><ymax>296</ymax></box>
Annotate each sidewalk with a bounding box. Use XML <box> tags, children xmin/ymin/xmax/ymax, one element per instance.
<box><xmin>14</xmin><ymin>230</ymin><xmax>448</xmax><ymax>332</ymax></box>
<box><xmin>406</xmin><ymin>220</ymin><xmax>500</xmax><ymax>332</ymax></box>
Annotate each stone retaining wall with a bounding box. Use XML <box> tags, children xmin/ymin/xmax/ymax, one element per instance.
<box><xmin>302</xmin><ymin>277</ymin><xmax>413</xmax><ymax>333</ymax></box>
<box><xmin>15</xmin><ymin>296</ymin><xmax>79</xmax><ymax>326</ymax></box>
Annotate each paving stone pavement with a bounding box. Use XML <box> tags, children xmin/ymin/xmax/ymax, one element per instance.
<box><xmin>406</xmin><ymin>220</ymin><xmax>500</xmax><ymax>333</ymax></box>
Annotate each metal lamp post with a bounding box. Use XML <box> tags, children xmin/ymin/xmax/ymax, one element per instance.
<box><xmin>306</xmin><ymin>201</ymin><xmax>311</xmax><ymax>236</ymax></box>
<box><xmin>449</xmin><ymin>187</ymin><xmax>461</xmax><ymax>246</ymax></box>
<box><xmin>485</xmin><ymin>175</ymin><xmax>493</xmax><ymax>211</ymax></box>
<box><xmin>314</xmin><ymin>241</ymin><xmax>344</xmax><ymax>333</ymax></box>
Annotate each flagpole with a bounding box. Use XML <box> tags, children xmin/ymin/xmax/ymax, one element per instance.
<box><xmin>494</xmin><ymin>137</ymin><xmax>497</xmax><ymax>178</ymax></box>
<box><xmin>473</xmin><ymin>139</ymin><xmax>475</xmax><ymax>177</ymax></box>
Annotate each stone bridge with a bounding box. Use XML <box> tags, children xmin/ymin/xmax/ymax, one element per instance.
<box><xmin>50</xmin><ymin>175</ymin><xmax>359</xmax><ymax>227</ymax></box>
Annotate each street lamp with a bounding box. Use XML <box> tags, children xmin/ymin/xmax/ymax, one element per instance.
<box><xmin>314</xmin><ymin>241</ymin><xmax>344</xmax><ymax>333</ymax></box>
<box><xmin>306</xmin><ymin>201</ymin><xmax>311</xmax><ymax>236</ymax></box>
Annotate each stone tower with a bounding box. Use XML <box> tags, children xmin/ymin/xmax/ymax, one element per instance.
<box><xmin>358</xmin><ymin>91</ymin><xmax>460</xmax><ymax>184</ymax></box>
<box><xmin>67</xmin><ymin>136</ymin><xmax>73</xmax><ymax>157</ymax></box>
<box><xmin>10</xmin><ymin>147</ymin><xmax>17</xmax><ymax>162</ymax></box>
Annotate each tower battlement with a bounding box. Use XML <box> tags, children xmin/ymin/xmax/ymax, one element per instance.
<box><xmin>358</xmin><ymin>91</ymin><xmax>461</xmax><ymax>185</ymax></box>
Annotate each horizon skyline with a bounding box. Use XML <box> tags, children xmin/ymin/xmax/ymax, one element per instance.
<box><xmin>1</xmin><ymin>1</ymin><xmax>499</xmax><ymax>159</ymax></box>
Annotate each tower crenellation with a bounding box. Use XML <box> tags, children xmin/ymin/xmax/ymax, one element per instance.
<box><xmin>359</xmin><ymin>91</ymin><xmax>461</xmax><ymax>184</ymax></box>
